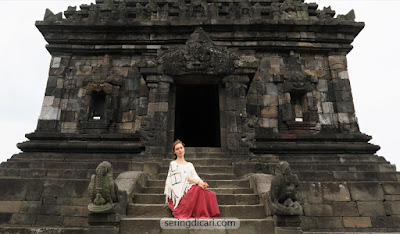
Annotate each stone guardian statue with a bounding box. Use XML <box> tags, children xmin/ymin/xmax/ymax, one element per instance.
<box><xmin>270</xmin><ymin>161</ymin><xmax>302</xmax><ymax>216</ymax></box>
<box><xmin>88</xmin><ymin>161</ymin><xmax>117</xmax><ymax>213</ymax></box>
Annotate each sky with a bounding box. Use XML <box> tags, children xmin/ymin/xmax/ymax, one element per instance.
<box><xmin>0</xmin><ymin>1</ymin><xmax>399</xmax><ymax>169</ymax></box>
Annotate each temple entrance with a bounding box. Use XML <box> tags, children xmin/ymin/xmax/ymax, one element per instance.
<box><xmin>174</xmin><ymin>85</ymin><xmax>221</xmax><ymax>147</ymax></box>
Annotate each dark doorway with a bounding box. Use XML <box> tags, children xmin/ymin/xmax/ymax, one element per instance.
<box><xmin>175</xmin><ymin>85</ymin><xmax>221</xmax><ymax>147</ymax></box>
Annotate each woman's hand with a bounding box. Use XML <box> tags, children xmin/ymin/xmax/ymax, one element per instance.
<box><xmin>198</xmin><ymin>181</ymin><xmax>209</xmax><ymax>190</ymax></box>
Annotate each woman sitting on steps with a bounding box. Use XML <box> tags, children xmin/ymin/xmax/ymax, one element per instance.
<box><xmin>164</xmin><ymin>140</ymin><xmax>220</xmax><ymax>218</ymax></box>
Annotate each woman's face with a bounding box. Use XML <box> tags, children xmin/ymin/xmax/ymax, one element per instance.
<box><xmin>174</xmin><ymin>143</ymin><xmax>185</xmax><ymax>158</ymax></box>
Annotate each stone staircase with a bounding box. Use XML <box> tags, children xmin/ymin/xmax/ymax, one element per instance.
<box><xmin>120</xmin><ymin>147</ymin><xmax>274</xmax><ymax>234</ymax></box>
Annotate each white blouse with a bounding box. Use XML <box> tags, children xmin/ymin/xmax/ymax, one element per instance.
<box><xmin>164</xmin><ymin>161</ymin><xmax>202</xmax><ymax>209</ymax></box>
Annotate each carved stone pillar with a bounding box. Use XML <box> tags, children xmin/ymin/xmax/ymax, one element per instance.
<box><xmin>144</xmin><ymin>75</ymin><xmax>173</xmax><ymax>157</ymax></box>
<box><xmin>222</xmin><ymin>75</ymin><xmax>250</xmax><ymax>158</ymax></box>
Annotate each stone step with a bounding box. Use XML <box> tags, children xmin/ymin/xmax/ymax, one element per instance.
<box><xmin>278</xmin><ymin>154</ymin><xmax>388</xmax><ymax>163</ymax></box>
<box><xmin>119</xmin><ymin>217</ymin><xmax>274</xmax><ymax>234</ymax></box>
<box><xmin>162</xmin><ymin>158</ymin><xmax>233</xmax><ymax>166</ymax></box>
<box><xmin>290</xmin><ymin>163</ymin><xmax>396</xmax><ymax>172</ymax></box>
<box><xmin>0</xmin><ymin>161</ymin><xmax>138</xmax><ymax>171</ymax></box>
<box><xmin>133</xmin><ymin>193</ymin><xmax>259</xmax><ymax>205</ymax></box>
<box><xmin>297</xmin><ymin>171</ymin><xmax>397</xmax><ymax>182</ymax></box>
<box><xmin>146</xmin><ymin>180</ymin><xmax>250</xmax><ymax>188</ymax></box>
<box><xmin>127</xmin><ymin>204</ymin><xmax>266</xmax><ymax>219</ymax></box>
<box><xmin>160</xmin><ymin>166</ymin><xmax>233</xmax><ymax>174</ymax></box>
<box><xmin>0</xmin><ymin>168</ymin><xmax>125</xmax><ymax>179</ymax></box>
<box><xmin>142</xmin><ymin>187</ymin><xmax>254</xmax><ymax>195</ymax></box>
<box><xmin>8</xmin><ymin>152</ymin><xmax>142</xmax><ymax>161</ymax></box>
<box><xmin>158</xmin><ymin>173</ymin><xmax>236</xmax><ymax>180</ymax></box>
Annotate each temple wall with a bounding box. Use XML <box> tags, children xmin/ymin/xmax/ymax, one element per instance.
<box><xmin>37</xmin><ymin>55</ymin><xmax>150</xmax><ymax>135</ymax></box>
<box><xmin>247</xmin><ymin>52</ymin><xmax>358</xmax><ymax>134</ymax></box>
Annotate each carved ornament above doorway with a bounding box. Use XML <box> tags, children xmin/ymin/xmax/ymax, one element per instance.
<box><xmin>158</xmin><ymin>27</ymin><xmax>235</xmax><ymax>76</ymax></box>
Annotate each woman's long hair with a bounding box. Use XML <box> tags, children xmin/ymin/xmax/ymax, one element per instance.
<box><xmin>172</xmin><ymin>139</ymin><xmax>184</xmax><ymax>160</ymax></box>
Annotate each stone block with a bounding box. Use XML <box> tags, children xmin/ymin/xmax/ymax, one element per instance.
<box><xmin>0</xmin><ymin>213</ymin><xmax>12</xmax><ymax>224</ymax></box>
<box><xmin>357</xmin><ymin>201</ymin><xmax>385</xmax><ymax>216</ymax></box>
<box><xmin>19</xmin><ymin>201</ymin><xmax>41</xmax><ymax>214</ymax></box>
<box><xmin>25</xmin><ymin>180</ymin><xmax>44</xmax><ymax>201</ymax></box>
<box><xmin>348</xmin><ymin>182</ymin><xmax>385</xmax><ymax>201</ymax></box>
<box><xmin>298</xmin><ymin>182</ymin><xmax>322</xmax><ymax>204</ymax></box>
<box><xmin>332</xmin><ymin>201</ymin><xmax>358</xmax><ymax>216</ymax></box>
<box><xmin>386</xmin><ymin>195</ymin><xmax>400</xmax><ymax>201</ymax></box>
<box><xmin>303</xmin><ymin>204</ymin><xmax>332</xmax><ymax>216</ymax></box>
<box><xmin>0</xmin><ymin>179</ymin><xmax>20</xmax><ymax>200</ymax></box>
<box><xmin>317</xmin><ymin>79</ymin><xmax>328</xmax><ymax>92</ymax></box>
<box><xmin>328</xmin><ymin>55</ymin><xmax>347</xmax><ymax>70</ymax></box>
<box><xmin>336</xmin><ymin>101</ymin><xmax>355</xmax><ymax>113</ymax></box>
<box><xmin>40</xmin><ymin>205</ymin><xmax>60</xmax><ymax>215</ymax></box>
<box><xmin>322</xmin><ymin>102</ymin><xmax>334</xmax><ymax>114</ymax></box>
<box><xmin>384</xmin><ymin>201</ymin><xmax>400</xmax><ymax>215</ymax></box>
<box><xmin>262</xmin><ymin>95</ymin><xmax>278</xmax><ymax>106</ymax></box>
<box><xmin>61</xmin><ymin>122</ymin><xmax>78</xmax><ymax>133</ymax></box>
<box><xmin>343</xmin><ymin>217</ymin><xmax>371</xmax><ymax>228</ymax></box>
<box><xmin>261</xmin><ymin>107</ymin><xmax>278</xmax><ymax>118</ymax></box>
<box><xmin>379</xmin><ymin>164</ymin><xmax>396</xmax><ymax>172</ymax></box>
<box><xmin>392</xmin><ymin>215</ymin><xmax>400</xmax><ymax>227</ymax></box>
<box><xmin>117</xmin><ymin>123</ymin><xmax>133</xmax><ymax>131</ymax></box>
<box><xmin>323</xmin><ymin>182</ymin><xmax>351</xmax><ymax>202</ymax></box>
<box><xmin>60</xmin><ymin>206</ymin><xmax>86</xmax><ymax>217</ymax></box>
<box><xmin>338</xmin><ymin>71</ymin><xmax>349</xmax><ymax>79</ymax></box>
<box><xmin>341</xmin><ymin>91</ymin><xmax>353</xmax><ymax>101</ymax></box>
<box><xmin>64</xmin><ymin>216</ymin><xmax>89</xmax><ymax>227</ymax></box>
<box><xmin>266</xmin><ymin>83</ymin><xmax>278</xmax><ymax>95</ymax></box>
<box><xmin>0</xmin><ymin>201</ymin><xmax>21</xmax><ymax>213</ymax></box>
<box><xmin>249</xmin><ymin>174</ymin><xmax>274</xmax><ymax>196</ymax></box>
<box><xmin>338</xmin><ymin>113</ymin><xmax>350</xmax><ymax>124</ymax></box>
<box><xmin>39</xmin><ymin>106</ymin><xmax>61</xmax><ymax>120</ymax></box>
<box><xmin>57</xmin><ymin>78</ymin><xmax>64</xmax><ymax>89</ymax></box>
<box><xmin>76</xmin><ymin>65</ymin><xmax>92</xmax><ymax>75</ymax></box>
<box><xmin>52</xmin><ymin>57</ymin><xmax>61</xmax><ymax>68</ymax></box>
<box><xmin>300</xmin><ymin>216</ymin><xmax>317</xmax><ymax>230</ymax></box>
<box><xmin>115</xmin><ymin>171</ymin><xmax>147</xmax><ymax>197</ymax></box>
<box><xmin>35</xmin><ymin>215</ymin><xmax>64</xmax><ymax>226</ymax></box>
<box><xmin>318</xmin><ymin>113</ymin><xmax>333</xmax><ymax>125</ymax></box>
<box><xmin>371</xmin><ymin>216</ymin><xmax>393</xmax><ymax>228</ymax></box>
<box><xmin>316</xmin><ymin>217</ymin><xmax>343</xmax><ymax>229</ymax></box>
<box><xmin>42</xmin><ymin>96</ymin><xmax>55</xmax><ymax>107</ymax></box>
<box><xmin>10</xmin><ymin>213</ymin><xmax>36</xmax><ymax>225</ymax></box>
<box><xmin>141</xmin><ymin>162</ymin><xmax>158</xmax><ymax>176</ymax></box>
<box><xmin>382</xmin><ymin>182</ymin><xmax>400</xmax><ymax>195</ymax></box>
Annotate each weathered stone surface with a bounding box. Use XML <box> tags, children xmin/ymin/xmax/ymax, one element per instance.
<box><xmin>382</xmin><ymin>182</ymin><xmax>400</xmax><ymax>195</ymax></box>
<box><xmin>343</xmin><ymin>217</ymin><xmax>372</xmax><ymax>228</ymax></box>
<box><xmin>384</xmin><ymin>201</ymin><xmax>400</xmax><ymax>215</ymax></box>
<box><xmin>357</xmin><ymin>201</ymin><xmax>386</xmax><ymax>216</ymax></box>
<box><xmin>303</xmin><ymin>204</ymin><xmax>332</xmax><ymax>216</ymax></box>
<box><xmin>371</xmin><ymin>216</ymin><xmax>393</xmax><ymax>228</ymax></box>
<box><xmin>348</xmin><ymin>182</ymin><xmax>385</xmax><ymax>201</ymax></box>
<box><xmin>332</xmin><ymin>201</ymin><xmax>358</xmax><ymax>216</ymax></box>
<box><xmin>316</xmin><ymin>217</ymin><xmax>343</xmax><ymax>229</ymax></box>
<box><xmin>299</xmin><ymin>182</ymin><xmax>323</xmax><ymax>204</ymax></box>
<box><xmin>0</xmin><ymin>201</ymin><xmax>22</xmax><ymax>213</ymax></box>
<box><xmin>249</xmin><ymin>173</ymin><xmax>274</xmax><ymax>196</ymax></box>
<box><xmin>323</xmin><ymin>182</ymin><xmax>351</xmax><ymax>201</ymax></box>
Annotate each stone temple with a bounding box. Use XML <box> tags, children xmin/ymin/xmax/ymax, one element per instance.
<box><xmin>1</xmin><ymin>0</ymin><xmax>399</xmax><ymax>233</ymax></box>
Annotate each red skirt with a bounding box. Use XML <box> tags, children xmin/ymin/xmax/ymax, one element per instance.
<box><xmin>168</xmin><ymin>185</ymin><xmax>220</xmax><ymax>218</ymax></box>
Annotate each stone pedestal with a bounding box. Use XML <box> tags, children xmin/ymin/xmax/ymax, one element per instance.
<box><xmin>274</xmin><ymin>216</ymin><xmax>303</xmax><ymax>234</ymax></box>
<box><xmin>275</xmin><ymin>227</ymin><xmax>303</xmax><ymax>234</ymax></box>
<box><xmin>88</xmin><ymin>213</ymin><xmax>120</xmax><ymax>225</ymax></box>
